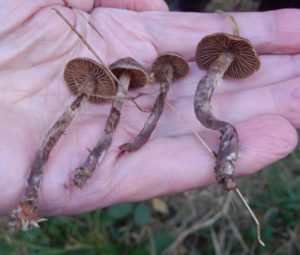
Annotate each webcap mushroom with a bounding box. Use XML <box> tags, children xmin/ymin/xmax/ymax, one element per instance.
<box><xmin>194</xmin><ymin>28</ymin><xmax>265</xmax><ymax>246</ymax></box>
<box><xmin>196</xmin><ymin>33</ymin><xmax>260</xmax><ymax>79</ymax></box>
<box><xmin>9</xmin><ymin>58</ymin><xmax>115</xmax><ymax>231</ymax></box>
<box><xmin>73</xmin><ymin>57</ymin><xmax>149</xmax><ymax>187</ymax></box>
<box><xmin>119</xmin><ymin>52</ymin><xmax>189</xmax><ymax>152</ymax></box>
<box><xmin>194</xmin><ymin>32</ymin><xmax>260</xmax><ymax>191</ymax></box>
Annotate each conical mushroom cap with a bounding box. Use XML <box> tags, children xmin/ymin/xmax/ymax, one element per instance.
<box><xmin>64</xmin><ymin>57</ymin><xmax>116</xmax><ymax>103</ymax></box>
<box><xmin>150</xmin><ymin>52</ymin><xmax>189</xmax><ymax>83</ymax></box>
<box><xmin>196</xmin><ymin>33</ymin><xmax>260</xmax><ymax>79</ymax></box>
<box><xmin>109</xmin><ymin>57</ymin><xmax>149</xmax><ymax>89</ymax></box>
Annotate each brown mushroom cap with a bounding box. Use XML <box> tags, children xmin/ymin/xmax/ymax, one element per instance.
<box><xmin>196</xmin><ymin>33</ymin><xmax>260</xmax><ymax>79</ymax></box>
<box><xmin>150</xmin><ymin>52</ymin><xmax>190</xmax><ymax>83</ymax></box>
<box><xmin>109</xmin><ymin>57</ymin><xmax>149</xmax><ymax>89</ymax></box>
<box><xmin>64</xmin><ymin>57</ymin><xmax>116</xmax><ymax>103</ymax></box>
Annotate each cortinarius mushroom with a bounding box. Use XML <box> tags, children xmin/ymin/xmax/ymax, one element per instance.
<box><xmin>73</xmin><ymin>57</ymin><xmax>149</xmax><ymax>187</ymax></box>
<box><xmin>9</xmin><ymin>58</ymin><xmax>115</xmax><ymax>231</ymax></box>
<box><xmin>196</xmin><ymin>33</ymin><xmax>260</xmax><ymax>79</ymax></box>
<box><xmin>194</xmin><ymin>32</ymin><xmax>260</xmax><ymax>191</ymax></box>
<box><xmin>119</xmin><ymin>52</ymin><xmax>189</xmax><ymax>152</ymax></box>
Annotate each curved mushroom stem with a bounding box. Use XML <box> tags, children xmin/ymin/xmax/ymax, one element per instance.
<box><xmin>119</xmin><ymin>66</ymin><xmax>173</xmax><ymax>152</ymax></box>
<box><xmin>194</xmin><ymin>52</ymin><xmax>239</xmax><ymax>191</ymax></box>
<box><xmin>73</xmin><ymin>74</ymin><xmax>130</xmax><ymax>188</ymax></box>
<box><xmin>9</xmin><ymin>94</ymin><xmax>87</xmax><ymax>231</ymax></box>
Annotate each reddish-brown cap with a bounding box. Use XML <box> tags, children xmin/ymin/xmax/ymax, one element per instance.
<box><xmin>150</xmin><ymin>52</ymin><xmax>189</xmax><ymax>83</ymax></box>
<box><xmin>196</xmin><ymin>33</ymin><xmax>260</xmax><ymax>79</ymax></box>
<box><xmin>64</xmin><ymin>58</ymin><xmax>116</xmax><ymax>103</ymax></box>
<box><xmin>109</xmin><ymin>57</ymin><xmax>149</xmax><ymax>89</ymax></box>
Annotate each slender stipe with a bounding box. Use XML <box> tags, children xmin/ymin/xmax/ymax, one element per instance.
<box><xmin>120</xmin><ymin>52</ymin><xmax>189</xmax><ymax>152</ymax></box>
<box><xmin>73</xmin><ymin>58</ymin><xmax>149</xmax><ymax>187</ymax></box>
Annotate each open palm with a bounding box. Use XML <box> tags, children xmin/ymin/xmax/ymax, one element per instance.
<box><xmin>1</xmin><ymin>1</ymin><xmax>299</xmax><ymax>216</ymax></box>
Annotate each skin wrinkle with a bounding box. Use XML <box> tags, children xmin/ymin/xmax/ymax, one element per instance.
<box><xmin>82</xmin><ymin>12</ymin><xmax>112</xmax><ymax>62</ymax></box>
<box><xmin>141</xmin><ymin>18</ymin><xmax>160</xmax><ymax>57</ymax></box>
<box><xmin>268</xmin><ymin>10</ymin><xmax>300</xmax><ymax>54</ymax></box>
<box><xmin>112</xmin><ymin>14</ymin><xmax>151</xmax><ymax>59</ymax></box>
<box><xmin>271</xmin><ymin>9</ymin><xmax>298</xmax><ymax>54</ymax></box>
<box><xmin>88</xmin><ymin>11</ymin><xmax>126</xmax><ymax>60</ymax></box>
<box><xmin>112</xmin><ymin>156</ymin><xmax>168</xmax><ymax>205</ymax></box>
<box><xmin>142</xmin><ymin>12</ymin><xmax>205</xmax><ymax>59</ymax></box>
<box><xmin>274</xmin><ymin>78</ymin><xmax>300</xmax><ymax>126</ymax></box>
<box><xmin>88</xmin><ymin>11</ymin><xmax>121</xmax><ymax>62</ymax></box>
<box><xmin>7</xmin><ymin>64</ymin><xmax>61</xmax><ymax>107</ymax></box>
<box><xmin>1</xmin><ymin>8</ymin><xmax>71</xmax><ymax>70</ymax></box>
<box><xmin>98</xmin><ymin>13</ymin><xmax>133</xmax><ymax>56</ymax></box>
<box><xmin>0</xmin><ymin>1</ymin><xmax>44</xmax><ymax>35</ymax></box>
<box><xmin>0</xmin><ymin>119</ymin><xmax>33</xmax><ymax>210</ymax></box>
<box><xmin>291</xmin><ymin>54</ymin><xmax>300</xmax><ymax>77</ymax></box>
<box><xmin>46</xmin><ymin>162</ymin><xmax>116</xmax><ymax>215</ymax></box>
<box><xmin>67</xmin><ymin>9</ymin><xmax>89</xmax><ymax>57</ymax></box>
<box><xmin>34</xmin><ymin>9</ymin><xmax>79</xmax><ymax>63</ymax></box>
<box><xmin>91</xmin><ymin>10</ymin><xmax>157</xmax><ymax>66</ymax></box>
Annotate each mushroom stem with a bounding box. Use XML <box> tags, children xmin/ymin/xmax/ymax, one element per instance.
<box><xmin>9</xmin><ymin>94</ymin><xmax>87</xmax><ymax>231</ymax></box>
<box><xmin>73</xmin><ymin>74</ymin><xmax>131</xmax><ymax>188</ymax></box>
<box><xmin>194</xmin><ymin>52</ymin><xmax>239</xmax><ymax>191</ymax></box>
<box><xmin>120</xmin><ymin>65</ymin><xmax>173</xmax><ymax>152</ymax></box>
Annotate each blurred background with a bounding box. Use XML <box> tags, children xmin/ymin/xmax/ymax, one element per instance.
<box><xmin>1</xmin><ymin>1</ymin><xmax>300</xmax><ymax>254</ymax></box>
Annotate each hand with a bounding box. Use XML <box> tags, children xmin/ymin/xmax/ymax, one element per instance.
<box><xmin>0</xmin><ymin>1</ymin><xmax>299</xmax><ymax>216</ymax></box>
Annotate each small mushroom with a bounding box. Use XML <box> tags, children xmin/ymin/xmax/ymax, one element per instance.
<box><xmin>119</xmin><ymin>52</ymin><xmax>189</xmax><ymax>152</ymax></box>
<box><xmin>9</xmin><ymin>57</ymin><xmax>115</xmax><ymax>231</ymax></box>
<box><xmin>73</xmin><ymin>57</ymin><xmax>149</xmax><ymax>187</ymax></box>
<box><xmin>194</xmin><ymin>32</ymin><xmax>260</xmax><ymax>191</ymax></box>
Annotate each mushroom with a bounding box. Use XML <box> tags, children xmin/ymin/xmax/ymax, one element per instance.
<box><xmin>194</xmin><ymin>32</ymin><xmax>260</xmax><ymax>191</ymax></box>
<box><xmin>119</xmin><ymin>52</ymin><xmax>189</xmax><ymax>152</ymax></box>
<box><xmin>73</xmin><ymin>57</ymin><xmax>149</xmax><ymax>187</ymax></box>
<box><xmin>9</xmin><ymin>57</ymin><xmax>115</xmax><ymax>231</ymax></box>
